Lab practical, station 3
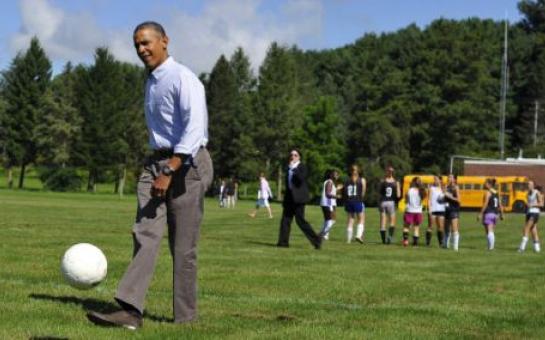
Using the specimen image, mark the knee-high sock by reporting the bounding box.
[380,229,386,244]
[347,226,353,243]
[519,236,528,251]
[453,232,460,251]
[487,232,495,250]
[321,220,335,236]
[387,226,395,243]
[356,224,365,238]
[437,231,444,247]
[534,241,541,252]
[425,230,432,246]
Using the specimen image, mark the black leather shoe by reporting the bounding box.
[87,310,143,330]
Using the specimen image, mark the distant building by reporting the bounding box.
[464,158,545,188]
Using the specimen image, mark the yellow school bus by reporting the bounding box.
[398,175,529,212]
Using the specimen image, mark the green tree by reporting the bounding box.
[2,37,52,188]
[255,43,302,196]
[74,48,128,191]
[206,55,239,179]
[228,48,260,181]
[294,96,345,198]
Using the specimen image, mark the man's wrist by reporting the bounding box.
[161,164,176,176]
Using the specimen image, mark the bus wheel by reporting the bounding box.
[513,200,526,213]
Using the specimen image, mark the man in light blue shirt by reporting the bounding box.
[88,21,213,330]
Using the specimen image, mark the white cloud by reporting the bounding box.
[10,0,323,73]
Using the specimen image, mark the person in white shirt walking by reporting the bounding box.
[518,180,542,253]
[87,21,213,329]
[248,172,273,218]
[318,169,339,240]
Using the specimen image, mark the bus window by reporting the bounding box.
[474,184,482,190]
[513,182,528,192]
[501,183,509,193]
[464,184,472,190]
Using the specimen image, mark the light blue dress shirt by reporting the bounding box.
[145,56,208,157]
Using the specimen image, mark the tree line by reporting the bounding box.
[0,1,544,203]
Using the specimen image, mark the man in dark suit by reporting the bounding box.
[277,149,322,249]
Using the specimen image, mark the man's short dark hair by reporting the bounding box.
[134,21,166,37]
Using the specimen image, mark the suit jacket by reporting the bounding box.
[284,163,310,204]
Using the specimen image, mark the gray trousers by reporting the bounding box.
[115,148,213,323]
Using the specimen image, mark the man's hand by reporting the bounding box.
[152,174,172,198]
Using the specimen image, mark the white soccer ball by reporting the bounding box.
[61,243,107,290]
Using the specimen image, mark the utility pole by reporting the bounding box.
[499,18,509,159]
[534,100,539,147]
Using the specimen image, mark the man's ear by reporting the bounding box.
[161,35,169,50]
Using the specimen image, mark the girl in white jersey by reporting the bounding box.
[319,169,339,240]
[518,180,542,253]
[402,177,426,246]
[426,176,446,246]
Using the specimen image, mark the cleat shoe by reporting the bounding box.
[355,237,364,244]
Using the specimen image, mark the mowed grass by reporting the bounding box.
[0,190,544,339]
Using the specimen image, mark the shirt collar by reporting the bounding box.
[289,161,300,170]
[149,56,173,81]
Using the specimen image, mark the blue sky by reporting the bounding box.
[0,0,522,74]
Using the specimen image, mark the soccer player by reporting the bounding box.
[477,178,503,250]
[427,176,446,246]
[444,174,461,251]
[318,169,339,240]
[342,165,367,243]
[248,172,273,218]
[378,166,400,244]
[402,177,426,246]
[518,180,542,253]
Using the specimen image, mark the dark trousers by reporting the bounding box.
[277,194,319,247]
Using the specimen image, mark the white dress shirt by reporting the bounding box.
[145,56,208,157]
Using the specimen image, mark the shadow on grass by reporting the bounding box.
[29,294,173,323]
[245,241,278,247]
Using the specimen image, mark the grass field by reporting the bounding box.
[1,189,544,339]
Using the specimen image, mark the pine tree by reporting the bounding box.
[74,48,127,191]
[2,37,52,188]
[206,55,238,179]
[255,43,302,187]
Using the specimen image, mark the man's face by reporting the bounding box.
[133,28,169,70]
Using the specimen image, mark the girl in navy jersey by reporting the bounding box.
[402,177,426,246]
[319,169,339,240]
[444,174,461,251]
[477,178,504,250]
[378,166,400,244]
[427,176,446,246]
[342,165,367,243]
[518,180,542,252]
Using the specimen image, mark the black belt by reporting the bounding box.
[152,146,205,159]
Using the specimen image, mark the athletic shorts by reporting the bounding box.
[482,213,498,226]
[445,209,459,220]
[431,211,445,217]
[322,206,336,220]
[345,201,364,214]
[526,213,540,223]
[256,199,269,208]
[404,212,423,226]
[379,201,396,215]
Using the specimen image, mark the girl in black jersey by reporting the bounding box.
[378,166,400,244]
[444,174,461,251]
[518,180,543,253]
[342,165,366,243]
[478,178,503,250]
